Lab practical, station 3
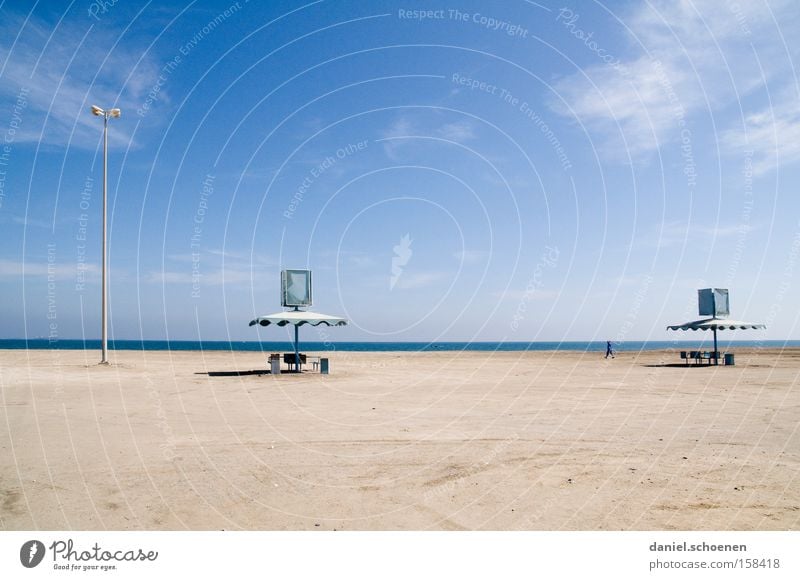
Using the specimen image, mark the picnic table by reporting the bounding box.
[268,353,327,373]
[679,351,724,365]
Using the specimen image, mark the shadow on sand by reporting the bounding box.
[642,363,717,368]
[197,370,268,377]
[196,370,306,376]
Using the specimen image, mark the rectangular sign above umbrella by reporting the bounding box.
[281,269,313,308]
[698,288,729,317]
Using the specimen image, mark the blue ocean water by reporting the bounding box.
[0,339,797,352]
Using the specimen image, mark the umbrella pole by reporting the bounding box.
[713,327,718,366]
[294,324,300,372]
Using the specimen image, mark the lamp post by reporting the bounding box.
[90,105,120,365]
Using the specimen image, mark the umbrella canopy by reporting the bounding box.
[249,310,347,327]
[666,317,765,365]
[249,310,347,371]
[666,318,766,331]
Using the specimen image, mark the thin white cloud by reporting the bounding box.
[551,0,800,166]
[491,288,557,301]
[0,258,98,278]
[348,254,374,268]
[552,56,691,158]
[453,250,489,263]
[380,117,415,161]
[146,264,276,286]
[393,271,447,290]
[154,246,278,287]
[0,13,160,148]
[722,97,800,175]
[11,215,53,228]
[381,116,477,160]
[383,117,414,139]
[166,250,274,265]
[651,219,752,248]
[437,121,475,142]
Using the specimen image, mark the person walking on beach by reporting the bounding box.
[605,340,615,359]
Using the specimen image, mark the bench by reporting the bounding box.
[683,351,720,365]
[283,353,307,372]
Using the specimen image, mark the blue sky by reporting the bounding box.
[1,0,799,342]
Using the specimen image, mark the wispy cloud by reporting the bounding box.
[380,117,415,161]
[348,254,374,268]
[550,0,800,167]
[157,249,276,286]
[551,56,692,159]
[380,116,477,161]
[0,258,98,278]
[437,121,475,142]
[207,249,274,264]
[453,250,489,263]
[0,13,160,148]
[145,266,274,286]
[393,271,447,290]
[11,215,53,229]
[650,219,752,249]
[491,288,557,301]
[166,250,274,264]
[722,97,800,175]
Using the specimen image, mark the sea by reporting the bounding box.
[1,339,797,352]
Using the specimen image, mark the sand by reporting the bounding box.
[1,347,798,530]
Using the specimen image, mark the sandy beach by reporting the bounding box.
[1,348,798,531]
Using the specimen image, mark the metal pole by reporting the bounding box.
[294,324,300,372]
[101,113,108,365]
[713,327,718,366]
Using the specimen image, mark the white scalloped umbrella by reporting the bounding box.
[666,318,765,364]
[249,310,347,369]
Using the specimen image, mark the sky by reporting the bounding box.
[1,0,799,343]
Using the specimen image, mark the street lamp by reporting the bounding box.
[90,105,120,365]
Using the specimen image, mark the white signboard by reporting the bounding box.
[698,288,729,317]
[281,269,312,307]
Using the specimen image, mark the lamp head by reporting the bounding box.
[90,105,104,116]
[109,108,121,118]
